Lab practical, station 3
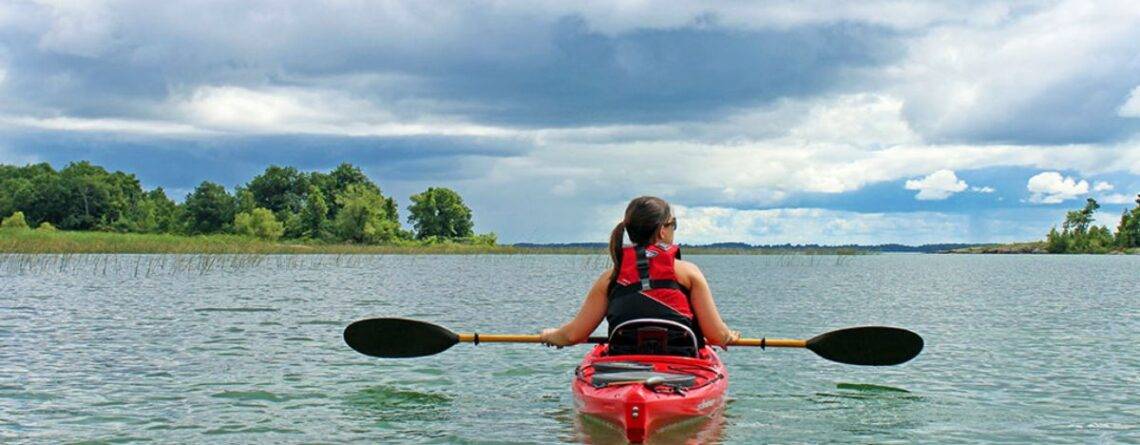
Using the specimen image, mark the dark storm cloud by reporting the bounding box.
[0,3,901,126]
[417,19,903,126]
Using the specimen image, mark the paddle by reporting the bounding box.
[344,318,922,366]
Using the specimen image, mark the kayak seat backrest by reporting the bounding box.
[590,370,697,389]
[607,318,699,358]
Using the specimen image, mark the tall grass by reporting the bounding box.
[0,229,536,254]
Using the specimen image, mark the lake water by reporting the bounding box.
[2,254,1138,444]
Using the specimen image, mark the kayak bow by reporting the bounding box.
[572,344,728,443]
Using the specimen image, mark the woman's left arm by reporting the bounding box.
[679,261,739,346]
[539,269,611,346]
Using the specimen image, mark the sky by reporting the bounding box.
[1,0,1139,244]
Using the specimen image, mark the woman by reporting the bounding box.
[539,196,740,350]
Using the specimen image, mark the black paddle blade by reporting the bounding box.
[344,318,459,358]
[806,326,923,366]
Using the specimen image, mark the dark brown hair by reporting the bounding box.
[608,196,672,290]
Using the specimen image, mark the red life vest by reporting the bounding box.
[606,243,705,353]
[612,243,692,317]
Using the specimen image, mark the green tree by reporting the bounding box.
[182,181,236,234]
[235,188,257,215]
[120,187,176,233]
[1045,227,1067,253]
[1116,194,1140,248]
[407,187,474,240]
[36,221,57,232]
[244,166,310,216]
[4,163,66,227]
[300,185,330,239]
[50,162,145,230]
[146,188,180,233]
[313,163,379,220]
[1,211,29,229]
[1062,198,1099,234]
[1058,198,1101,252]
[234,207,284,241]
[334,184,400,244]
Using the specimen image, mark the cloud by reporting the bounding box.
[892,0,1140,144]
[971,186,995,193]
[1120,85,1140,117]
[0,115,208,135]
[904,169,968,200]
[174,85,516,137]
[1026,171,1089,204]
[1093,181,1114,192]
[33,1,118,58]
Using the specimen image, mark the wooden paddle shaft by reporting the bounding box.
[458,333,541,343]
[732,338,807,348]
[456,333,806,348]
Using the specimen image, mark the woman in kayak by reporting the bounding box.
[539,196,740,350]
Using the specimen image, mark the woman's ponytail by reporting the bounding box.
[608,220,626,292]
[606,196,669,292]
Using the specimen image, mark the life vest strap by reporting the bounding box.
[613,280,681,294]
[634,245,651,290]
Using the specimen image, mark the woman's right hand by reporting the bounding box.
[715,329,741,350]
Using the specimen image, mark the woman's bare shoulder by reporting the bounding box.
[674,259,701,273]
[674,259,704,286]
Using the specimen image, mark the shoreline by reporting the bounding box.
[6,229,1135,255]
[944,242,1139,254]
[0,230,868,255]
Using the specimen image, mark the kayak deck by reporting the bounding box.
[571,345,728,443]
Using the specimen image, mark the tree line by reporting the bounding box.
[0,161,495,245]
[1045,195,1140,253]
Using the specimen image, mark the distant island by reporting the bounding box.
[948,195,1140,254]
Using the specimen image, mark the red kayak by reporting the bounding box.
[571,344,728,443]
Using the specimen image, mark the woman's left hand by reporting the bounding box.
[539,328,564,348]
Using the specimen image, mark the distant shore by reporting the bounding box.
[944,242,1139,254]
[0,230,868,255]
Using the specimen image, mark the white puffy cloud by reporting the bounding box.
[1120,86,1140,118]
[904,169,968,200]
[1027,172,1089,204]
[971,186,995,193]
[1093,181,1114,192]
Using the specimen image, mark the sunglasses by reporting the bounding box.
[664,219,678,230]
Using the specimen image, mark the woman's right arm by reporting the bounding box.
[539,269,611,347]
